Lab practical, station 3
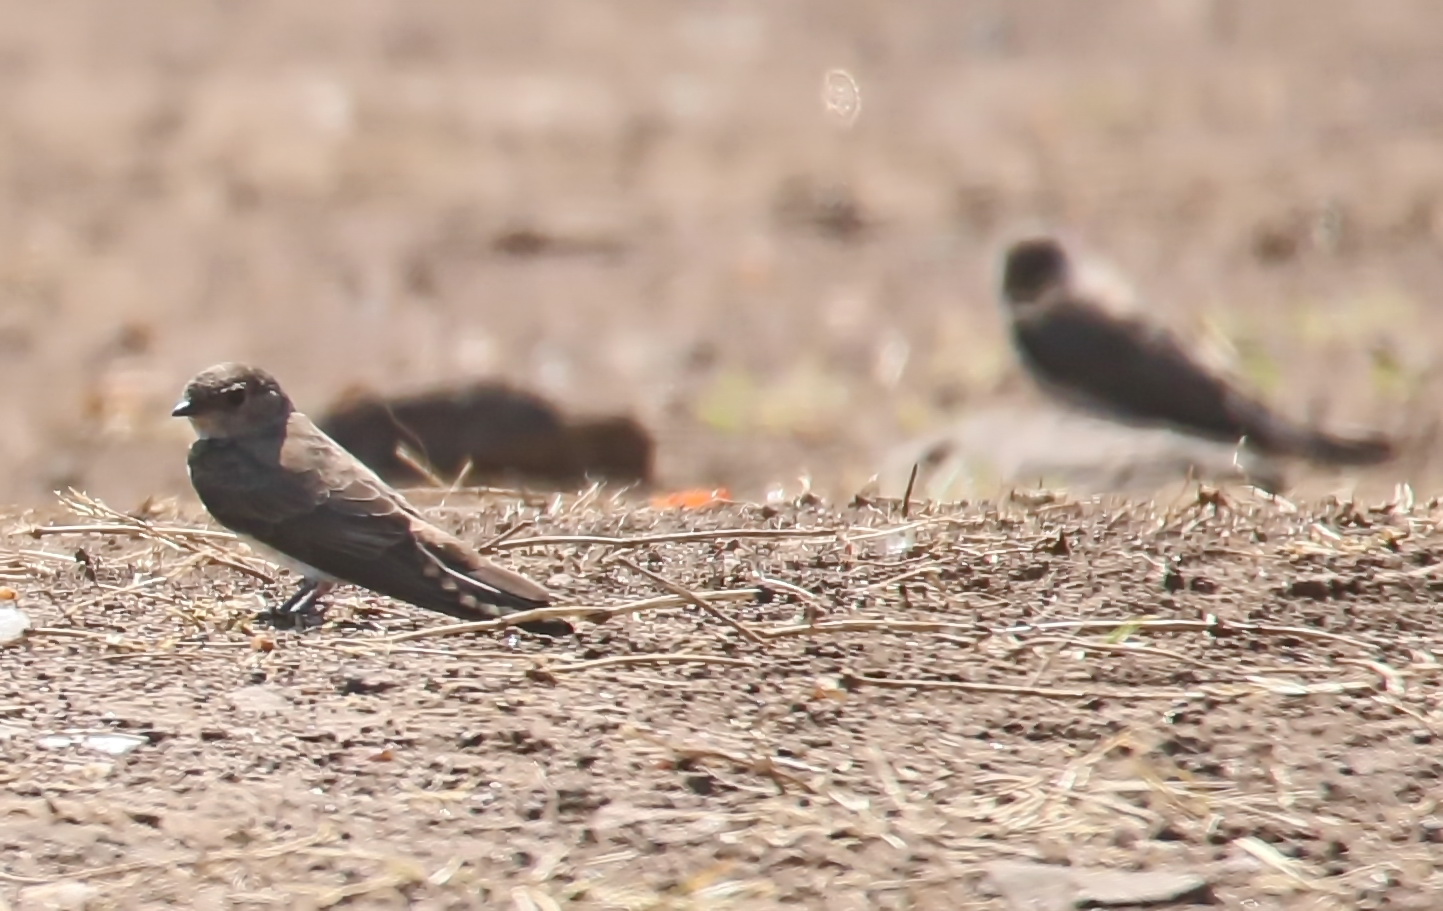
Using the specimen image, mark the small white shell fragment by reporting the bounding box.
[37,731,148,756]
[0,604,30,645]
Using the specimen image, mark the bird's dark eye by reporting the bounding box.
[220,387,247,408]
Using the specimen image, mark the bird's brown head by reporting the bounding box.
[1001,237,1072,308]
[171,362,294,439]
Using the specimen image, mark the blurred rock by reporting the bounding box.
[317,381,654,490]
[488,206,632,259]
[565,415,656,485]
[16,880,99,911]
[771,175,870,241]
[883,406,1286,499]
[983,860,1213,910]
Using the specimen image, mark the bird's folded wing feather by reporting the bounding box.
[193,424,550,615]
[190,434,413,566]
[409,531,553,605]
[1015,302,1260,440]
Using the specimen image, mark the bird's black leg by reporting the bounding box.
[276,579,321,614]
[267,579,329,627]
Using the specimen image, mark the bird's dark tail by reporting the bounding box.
[409,540,574,638]
[1247,415,1397,467]
[1225,392,1397,468]
[1294,430,1396,467]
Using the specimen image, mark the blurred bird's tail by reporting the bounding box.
[1228,394,1397,468]
[1250,418,1397,467]
[1295,430,1396,467]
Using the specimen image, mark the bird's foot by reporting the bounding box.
[262,580,331,630]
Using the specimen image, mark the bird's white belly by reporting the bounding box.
[239,535,340,583]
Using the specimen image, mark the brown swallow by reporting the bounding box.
[998,237,1395,467]
[171,362,569,635]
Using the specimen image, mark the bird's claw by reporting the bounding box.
[263,580,328,629]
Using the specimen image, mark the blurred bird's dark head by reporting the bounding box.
[1000,237,1072,308]
[172,362,295,440]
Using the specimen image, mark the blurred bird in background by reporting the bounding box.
[997,236,1396,468]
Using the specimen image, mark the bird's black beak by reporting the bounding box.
[171,399,197,418]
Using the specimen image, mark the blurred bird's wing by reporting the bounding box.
[1011,300,1260,443]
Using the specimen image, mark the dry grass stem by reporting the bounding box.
[491,527,846,551]
[43,490,273,582]
[756,618,982,641]
[32,829,336,884]
[751,573,825,606]
[994,616,1382,653]
[842,670,1189,701]
[543,653,756,674]
[613,556,768,646]
[372,588,763,643]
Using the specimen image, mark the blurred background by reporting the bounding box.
[0,0,1439,506]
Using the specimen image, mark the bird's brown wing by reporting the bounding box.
[1011,299,1275,445]
[190,423,552,621]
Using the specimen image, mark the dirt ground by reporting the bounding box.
[4,489,1443,909]
[5,1,1443,908]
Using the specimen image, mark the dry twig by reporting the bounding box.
[370,589,763,644]
[491,527,844,551]
[842,670,1188,701]
[613,557,767,646]
[42,491,272,582]
[544,653,755,674]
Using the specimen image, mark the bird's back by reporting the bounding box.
[1011,300,1253,443]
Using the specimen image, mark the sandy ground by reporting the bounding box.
[5,489,1443,909]
[4,2,1443,908]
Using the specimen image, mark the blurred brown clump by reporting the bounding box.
[316,381,654,490]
